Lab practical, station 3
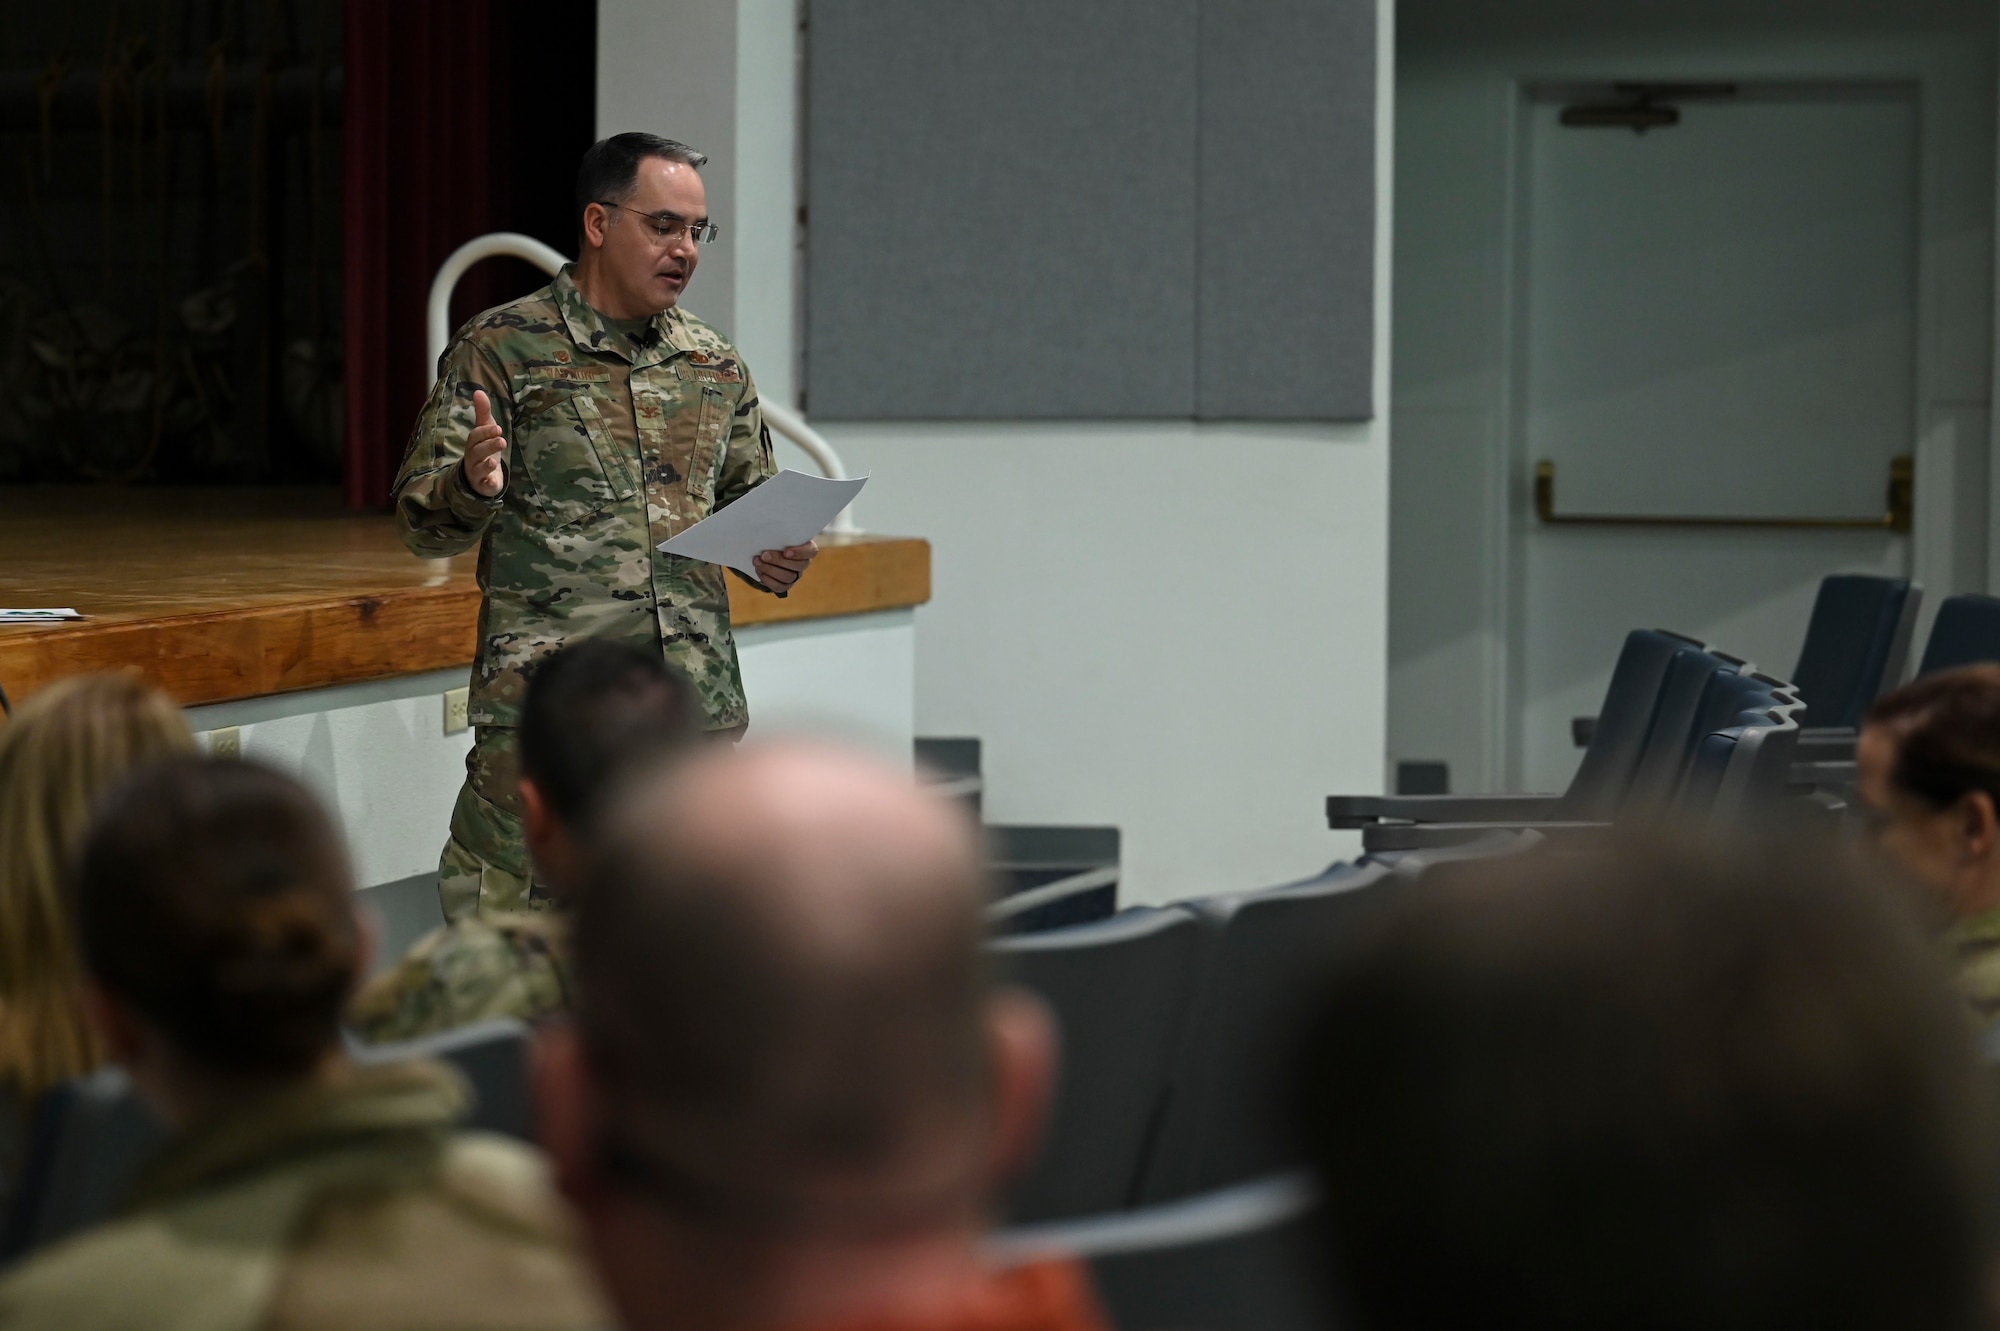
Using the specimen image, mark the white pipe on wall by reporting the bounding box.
[426,233,857,533]
[425,233,569,381]
[761,400,858,533]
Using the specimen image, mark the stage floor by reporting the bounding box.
[0,488,928,707]
[1,488,473,622]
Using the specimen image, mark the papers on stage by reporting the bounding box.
[659,470,868,578]
[0,608,83,623]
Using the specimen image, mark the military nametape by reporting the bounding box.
[658,470,869,578]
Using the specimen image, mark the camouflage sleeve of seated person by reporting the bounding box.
[349,913,573,1044]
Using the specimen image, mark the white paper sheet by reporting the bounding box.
[0,608,83,623]
[658,470,868,578]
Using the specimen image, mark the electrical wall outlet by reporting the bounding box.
[444,687,470,735]
[206,726,241,759]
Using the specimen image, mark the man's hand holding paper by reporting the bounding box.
[659,470,868,588]
[753,543,819,592]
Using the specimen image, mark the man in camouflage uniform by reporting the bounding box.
[351,639,699,1043]
[394,133,816,920]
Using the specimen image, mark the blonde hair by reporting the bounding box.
[0,675,195,1100]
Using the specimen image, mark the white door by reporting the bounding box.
[1517,87,1916,792]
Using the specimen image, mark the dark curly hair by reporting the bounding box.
[1868,663,2000,810]
[75,757,360,1077]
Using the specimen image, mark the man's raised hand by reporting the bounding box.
[462,389,508,497]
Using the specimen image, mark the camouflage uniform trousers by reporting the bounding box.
[438,726,545,921]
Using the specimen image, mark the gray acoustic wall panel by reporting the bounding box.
[805,1,1198,419]
[1198,0,1376,420]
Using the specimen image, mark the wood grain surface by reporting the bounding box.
[0,488,929,707]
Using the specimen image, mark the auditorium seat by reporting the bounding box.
[1138,866,1397,1203]
[1918,594,2000,676]
[991,908,1209,1222]
[1625,663,1785,809]
[1791,592,1998,797]
[1672,679,1807,825]
[1784,575,1918,768]
[1790,574,1918,732]
[0,1020,539,1265]
[1356,645,1751,854]
[1360,662,1797,853]
[983,823,1122,935]
[1328,628,1706,832]
[0,1068,167,1264]
[990,1173,1325,1331]
[1602,646,1746,814]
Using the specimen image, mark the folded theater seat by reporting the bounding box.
[1329,629,1747,849]
[1784,574,1919,767]
[1794,591,2000,796]
[1332,635,1803,854]
[1915,592,2000,676]
[1363,673,1802,854]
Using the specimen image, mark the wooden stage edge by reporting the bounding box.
[0,488,929,709]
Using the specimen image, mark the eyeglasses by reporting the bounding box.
[596,202,720,245]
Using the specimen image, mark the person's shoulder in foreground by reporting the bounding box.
[1293,830,1995,1331]
[0,755,607,1331]
[539,739,1112,1331]
[348,910,571,1045]
[0,1061,601,1331]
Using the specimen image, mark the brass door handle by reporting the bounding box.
[1534,456,1912,532]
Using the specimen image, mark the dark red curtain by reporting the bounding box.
[342,1,503,510]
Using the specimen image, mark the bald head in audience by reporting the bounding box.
[536,742,1059,1331]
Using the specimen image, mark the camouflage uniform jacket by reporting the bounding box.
[348,912,572,1045]
[0,1059,606,1331]
[393,265,778,730]
[1946,906,2000,1023]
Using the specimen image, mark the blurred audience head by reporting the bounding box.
[518,638,702,893]
[75,756,363,1125]
[0,673,194,1101]
[1294,835,1994,1331]
[539,741,1051,1331]
[1860,664,2000,917]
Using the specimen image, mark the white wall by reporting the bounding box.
[595,0,808,377]
[184,613,915,892]
[186,672,476,893]
[1392,0,1996,792]
[638,0,1396,903]
[732,0,802,405]
[738,610,915,762]
[819,421,1389,901]
[597,0,742,336]
[601,0,1395,903]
